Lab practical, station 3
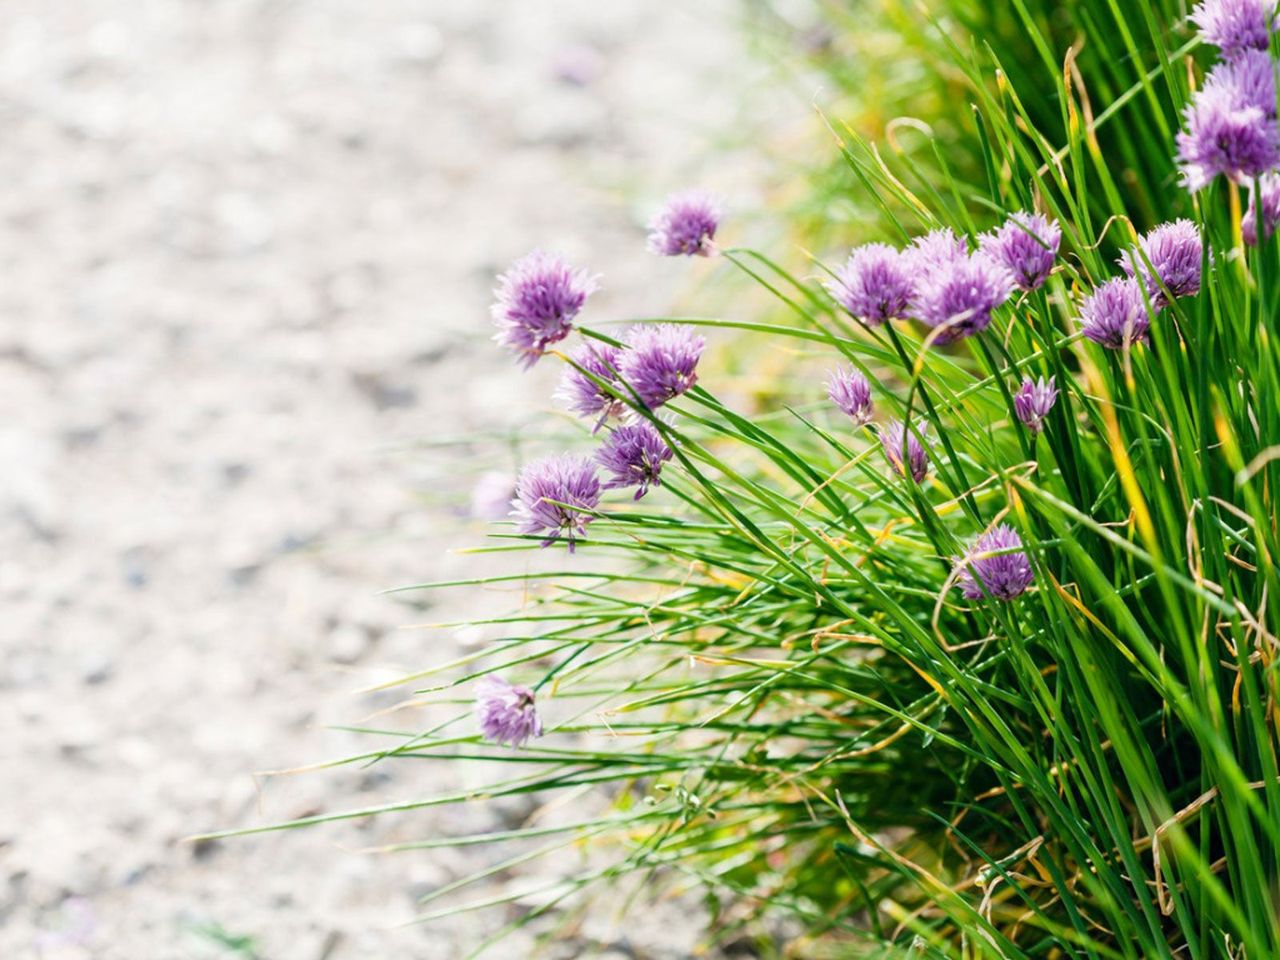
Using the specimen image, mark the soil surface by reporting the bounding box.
[1,2,784,957]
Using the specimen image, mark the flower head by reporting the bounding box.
[1204,49,1278,118]
[956,524,1034,601]
[618,324,705,410]
[1079,277,1154,349]
[491,251,598,367]
[1177,85,1280,191]
[556,342,625,430]
[647,190,721,257]
[1119,219,1204,304]
[880,420,931,483]
[911,254,1014,343]
[596,421,673,499]
[1191,0,1276,55]
[1014,376,1059,434]
[476,676,543,747]
[1244,171,1280,243]
[511,454,601,551]
[827,366,874,426]
[979,212,1061,291]
[825,243,915,324]
[904,228,969,273]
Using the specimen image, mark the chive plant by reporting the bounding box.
[204,2,1280,956]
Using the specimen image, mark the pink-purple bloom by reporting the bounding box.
[1177,84,1280,191]
[492,251,599,368]
[979,212,1061,291]
[825,243,916,324]
[511,454,602,551]
[596,421,673,499]
[904,228,969,272]
[1014,376,1059,435]
[618,324,705,410]
[1080,277,1153,349]
[880,420,930,483]
[1204,50,1278,118]
[557,342,625,430]
[827,366,874,426]
[476,675,543,747]
[1118,219,1204,305]
[956,524,1034,601]
[1244,172,1280,243]
[1191,0,1276,55]
[911,254,1014,343]
[647,190,721,257]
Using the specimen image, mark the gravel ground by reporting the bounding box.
[0,2,781,957]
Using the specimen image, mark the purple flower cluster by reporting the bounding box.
[956,525,1035,601]
[912,254,1015,343]
[979,212,1061,292]
[826,243,916,324]
[511,454,602,551]
[480,180,1066,744]
[1179,5,1280,190]
[1075,219,1205,350]
[1080,277,1153,349]
[1204,49,1278,117]
[825,215,1054,346]
[827,366,874,426]
[557,343,625,430]
[556,327,705,434]
[1014,376,1059,435]
[880,420,931,483]
[906,228,969,271]
[1191,0,1276,55]
[492,251,599,368]
[1177,89,1280,190]
[619,324,706,410]
[596,421,673,499]
[648,190,721,257]
[476,675,543,747]
[1118,219,1204,305]
[490,240,706,552]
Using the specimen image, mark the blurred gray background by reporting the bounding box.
[0,1,789,957]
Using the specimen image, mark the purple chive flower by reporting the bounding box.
[911,254,1014,343]
[511,454,601,551]
[596,421,673,499]
[827,366,874,426]
[476,675,543,747]
[618,324,705,410]
[647,190,721,257]
[880,420,931,483]
[1191,0,1276,55]
[556,342,625,430]
[956,524,1034,601]
[491,251,599,368]
[825,243,916,324]
[1245,172,1280,243]
[1119,219,1204,305]
[979,212,1062,291]
[1079,277,1154,349]
[1204,50,1278,118]
[904,228,970,273]
[1177,85,1280,191]
[1014,376,1059,434]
